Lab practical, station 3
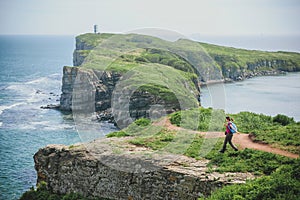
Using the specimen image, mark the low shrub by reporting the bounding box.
[106,131,130,138]
[201,160,300,200]
[134,118,151,126]
[273,114,295,126]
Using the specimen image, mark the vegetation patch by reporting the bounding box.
[76,33,300,80]
[134,118,151,126]
[200,160,300,200]
[200,42,300,74]
[106,130,130,138]
[129,128,176,150]
[170,107,225,131]
[170,108,300,154]
[230,112,300,154]
[204,141,295,175]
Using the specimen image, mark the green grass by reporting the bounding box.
[200,42,300,73]
[230,112,300,154]
[204,141,295,175]
[129,128,176,150]
[106,118,151,138]
[106,108,299,174]
[200,160,300,200]
[107,111,296,176]
[170,108,300,154]
[170,107,225,131]
[75,33,300,81]
[106,130,130,138]
[76,33,115,49]
[181,134,295,175]
[251,123,300,154]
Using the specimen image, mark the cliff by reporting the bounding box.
[60,33,300,125]
[200,43,300,81]
[34,138,254,199]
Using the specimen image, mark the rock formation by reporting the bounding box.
[34,138,255,199]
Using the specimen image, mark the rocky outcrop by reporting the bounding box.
[60,66,193,127]
[34,138,255,199]
[60,66,122,112]
[220,59,288,81]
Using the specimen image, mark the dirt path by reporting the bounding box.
[155,118,299,159]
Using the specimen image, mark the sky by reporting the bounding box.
[0,0,299,36]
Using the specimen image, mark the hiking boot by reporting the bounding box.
[219,150,225,153]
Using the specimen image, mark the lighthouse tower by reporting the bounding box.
[94,25,98,34]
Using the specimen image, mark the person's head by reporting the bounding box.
[225,116,231,122]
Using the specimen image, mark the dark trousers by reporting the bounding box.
[221,132,238,152]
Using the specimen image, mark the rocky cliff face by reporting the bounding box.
[60,66,122,112]
[34,139,254,199]
[60,65,191,127]
[73,36,95,66]
[221,59,288,81]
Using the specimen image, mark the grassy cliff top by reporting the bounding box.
[76,33,300,73]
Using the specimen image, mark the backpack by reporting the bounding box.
[228,122,238,133]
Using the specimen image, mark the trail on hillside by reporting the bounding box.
[154,118,299,159]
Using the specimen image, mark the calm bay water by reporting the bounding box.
[0,35,299,199]
[200,72,300,121]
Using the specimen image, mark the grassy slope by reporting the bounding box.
[107,111,299,199]
[75,33,300,75]
[169,108,300,154]
[200,42,300,71]
[107,112,299,175]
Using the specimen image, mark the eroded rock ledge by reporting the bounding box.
[34,138,254,199]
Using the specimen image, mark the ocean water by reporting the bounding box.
[0,36,117,200]
[200,72,300,121]
[0,35,299,199]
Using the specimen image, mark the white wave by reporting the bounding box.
[17,120,75,131]
[0,122,2,127]
[48,73,62,80]
[5,74,62,105]
[17,124,37,130]
[25,77,52,85]
[30,121,50,126]
[43,124,75,131]
[0,102,25,115]
[6,84,36,95]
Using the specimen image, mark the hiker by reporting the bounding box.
[219,116,239,153]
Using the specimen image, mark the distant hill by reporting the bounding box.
[74,33,300,82]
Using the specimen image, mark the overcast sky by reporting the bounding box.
[0,0,299,36]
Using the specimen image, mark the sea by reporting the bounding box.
[0,35,299,199]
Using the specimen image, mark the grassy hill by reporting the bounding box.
[74,33,300,81]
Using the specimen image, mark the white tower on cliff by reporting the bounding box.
[94,25,98,34]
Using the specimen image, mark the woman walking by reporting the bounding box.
[219,116,239,153]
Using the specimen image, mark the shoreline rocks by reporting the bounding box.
[40,104,60,109]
